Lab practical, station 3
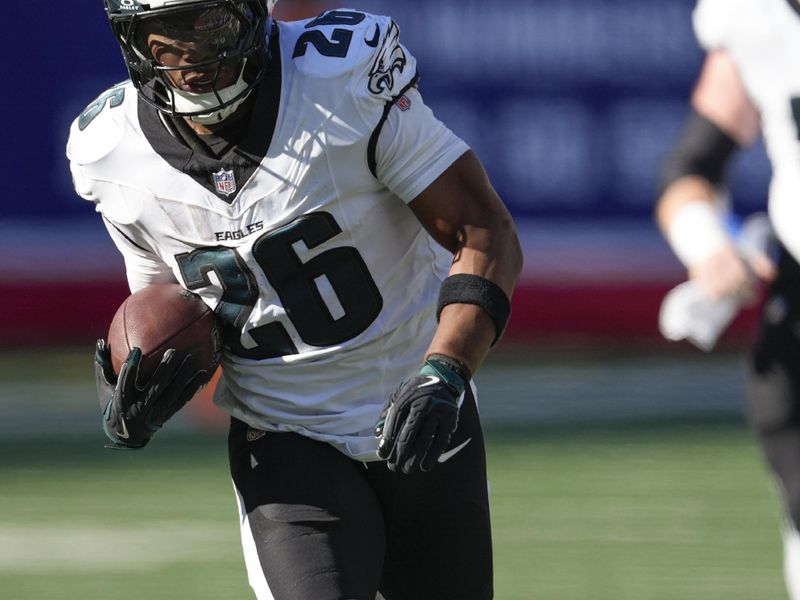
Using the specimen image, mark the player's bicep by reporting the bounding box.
[102,219,175,293]
[408,151,515,261]
[692,51,760,146]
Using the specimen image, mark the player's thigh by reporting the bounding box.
[747,252,800,525]
[369,386,493,600]
[228,419,385,600]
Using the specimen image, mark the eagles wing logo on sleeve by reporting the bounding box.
[367,22,407,96]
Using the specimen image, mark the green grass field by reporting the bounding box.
[0,347,790,599]
[0,426,787,600]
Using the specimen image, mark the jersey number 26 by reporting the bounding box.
[176,212,383,360]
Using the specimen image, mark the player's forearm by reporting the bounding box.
[426,304,495,375]
[426,234,523,374]
[408,148,523,372]
[656,175,718,238]
[658,178,735,272]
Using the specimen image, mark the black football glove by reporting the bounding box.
[94,339,209,450]
[375,354,471,474]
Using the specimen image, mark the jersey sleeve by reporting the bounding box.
[374,87,469,203]
[342,13,468,200]
[693,0,755,51]
[329,13,421,132]
[693,0,729,50]
[67,82,174,292]
[69,163,170,294]
[287,11,419,103]
[102,218,176,293]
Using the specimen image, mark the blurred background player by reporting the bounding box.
[656,0,800,595]
[67,0,521,598]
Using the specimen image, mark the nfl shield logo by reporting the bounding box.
[212,168,237,196]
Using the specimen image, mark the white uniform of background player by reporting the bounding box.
[695,0,800,258]
[658,1,800,596]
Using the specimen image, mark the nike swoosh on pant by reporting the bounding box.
[438,437,472,463]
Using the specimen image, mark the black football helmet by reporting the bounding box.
[104,0,276,123]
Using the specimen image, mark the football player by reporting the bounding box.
[67,1,523,599]
[656,0,800,596]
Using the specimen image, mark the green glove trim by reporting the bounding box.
[419,354,471,396]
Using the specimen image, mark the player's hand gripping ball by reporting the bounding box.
[375,354,470,474]
[95,283,221,450]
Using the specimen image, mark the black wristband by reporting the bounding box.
[436,274,511,346]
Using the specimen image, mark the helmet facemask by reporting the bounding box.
[107,0,272,124]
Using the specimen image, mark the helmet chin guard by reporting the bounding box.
[169,65,252,124]
[104,0,276,122]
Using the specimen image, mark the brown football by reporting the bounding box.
[107,283,221,386]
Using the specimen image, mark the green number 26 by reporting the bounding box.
[177,212,383,360]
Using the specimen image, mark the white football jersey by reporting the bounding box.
[694,0,800,262]
[67,11,469,460]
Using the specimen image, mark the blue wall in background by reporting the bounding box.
[6,3,128,220]
[6,0,771,222]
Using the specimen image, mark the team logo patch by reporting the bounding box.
[212,168,237,196]
[247,428,267,442]
[396,95,411,111]
[368,21,407,95]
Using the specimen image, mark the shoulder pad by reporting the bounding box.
[693,0,758,51]
[66,81,133,166]
[280,11,417,101]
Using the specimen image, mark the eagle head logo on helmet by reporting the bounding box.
[104,0,277,124]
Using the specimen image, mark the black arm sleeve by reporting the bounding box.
[658,109,739,195]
